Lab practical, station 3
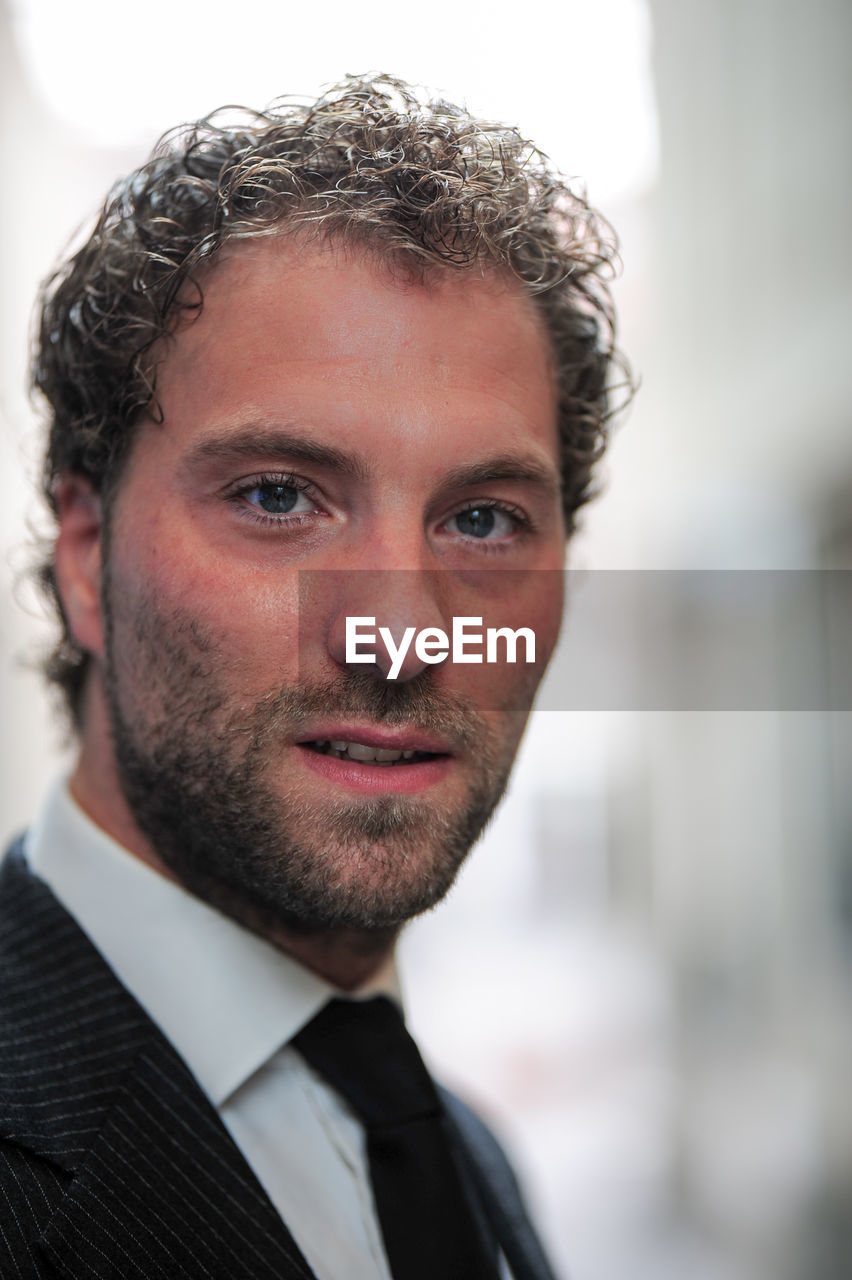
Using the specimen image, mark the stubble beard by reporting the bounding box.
[102,588,527,939]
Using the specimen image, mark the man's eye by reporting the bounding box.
[449,504,518,540]
[247,482,307,515]
[229,475,321,521]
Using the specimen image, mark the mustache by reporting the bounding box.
[242,669,488,753]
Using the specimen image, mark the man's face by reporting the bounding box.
[96,238,565,936]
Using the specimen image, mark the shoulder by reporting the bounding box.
[440,1085,526,1196]
[439,1085,562,1280]
[0,840,73,1271]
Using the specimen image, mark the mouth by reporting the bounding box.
[301,740,444,767]
[294,728,455,794]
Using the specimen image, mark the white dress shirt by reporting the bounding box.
[25,780,398,1280]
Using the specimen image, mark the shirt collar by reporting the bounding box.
[25,779,401,1107]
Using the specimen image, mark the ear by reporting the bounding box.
[53,475,105,660]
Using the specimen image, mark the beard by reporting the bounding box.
[102,588,525,938]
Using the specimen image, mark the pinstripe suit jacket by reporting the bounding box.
[0,840,559,1280]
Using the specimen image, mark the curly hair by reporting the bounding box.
[33,73,631,724]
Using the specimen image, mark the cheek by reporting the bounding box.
[528,579,565,666]
[486,572,565,667]
[440,576,564,715]
[184,574,304,693]
[109,533,304,696]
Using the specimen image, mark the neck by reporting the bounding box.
[168,876,400,990]
[267,925,399,991]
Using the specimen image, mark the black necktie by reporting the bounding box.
[292,995,499,1280]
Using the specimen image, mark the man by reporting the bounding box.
[0,75,624,1278]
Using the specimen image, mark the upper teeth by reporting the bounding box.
[320,740,417,763]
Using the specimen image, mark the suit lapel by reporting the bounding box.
[0,842,316,1280]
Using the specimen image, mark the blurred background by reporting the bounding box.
[2,1,851,1276]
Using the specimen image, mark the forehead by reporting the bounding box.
[149,235,559,467]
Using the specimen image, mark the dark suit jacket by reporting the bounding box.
[0,839,559,1279]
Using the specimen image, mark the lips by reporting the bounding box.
[297,724,452,759]
[295,725,454,791]
[305,740,436,766]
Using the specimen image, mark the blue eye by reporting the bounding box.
[455,506,495,538]
[249,483,301,515]
[450,504,517,540]
[231,474,320,522]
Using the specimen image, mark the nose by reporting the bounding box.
[325,568,451,682]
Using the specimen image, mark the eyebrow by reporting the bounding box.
[440,455,562,499]
[185,428,370,482]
